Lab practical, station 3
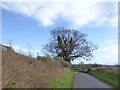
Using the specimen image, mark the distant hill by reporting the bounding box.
[2,46,71,88]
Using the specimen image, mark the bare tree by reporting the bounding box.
[7,40,13,48]
[44,27,97,63]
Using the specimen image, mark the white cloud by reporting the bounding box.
[100,44,118,56]
[71,39,118,65]
[2,43,44,57]
[12,44,44,57]
[1,0,119,2]
[109,15,118,27]
[12,44,28,54]
[1,1,118,28]
[93,40,118,65]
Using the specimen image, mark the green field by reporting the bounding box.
[50,70,74,89]
[88,71,119,88]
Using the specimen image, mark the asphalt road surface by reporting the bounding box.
[73,72,114,88]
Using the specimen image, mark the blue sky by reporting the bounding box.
[1,0,118,65]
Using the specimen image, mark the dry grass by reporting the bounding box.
[95,67,119,75]
[2,50,70,88]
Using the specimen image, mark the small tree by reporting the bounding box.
[27,43,32,57]
[44,27,97,63]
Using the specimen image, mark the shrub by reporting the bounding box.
[58,60,71,68]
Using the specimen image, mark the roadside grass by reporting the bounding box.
[50,70,74,89]
[88,71,119,88]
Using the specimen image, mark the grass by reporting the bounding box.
[50,70,74,89]
[88,71,119,88]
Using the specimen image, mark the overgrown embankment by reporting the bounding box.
[2,50,71,88]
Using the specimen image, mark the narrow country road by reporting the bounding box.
[73,72,114,88]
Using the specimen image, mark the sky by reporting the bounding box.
[1,0,118,65]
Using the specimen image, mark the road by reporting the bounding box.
[73,72,114,88]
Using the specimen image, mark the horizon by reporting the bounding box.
[1,1,118,65]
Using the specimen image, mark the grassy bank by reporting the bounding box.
[88,71,119,88]
[50,70,74,88]
[3,50,72,88]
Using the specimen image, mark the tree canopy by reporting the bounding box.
[44,27,97,63]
